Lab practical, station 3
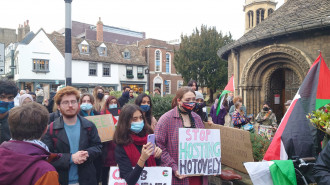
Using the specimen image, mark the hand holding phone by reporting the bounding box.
[147,134,155,155]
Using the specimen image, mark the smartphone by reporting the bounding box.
[147,134,155,155]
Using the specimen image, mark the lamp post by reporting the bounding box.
[64,0,72,86]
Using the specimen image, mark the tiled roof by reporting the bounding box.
[218,0,330,59]
[138,38,180,51]
[47,32,147,66]
[85,29,144,45]
[19,31,35,44]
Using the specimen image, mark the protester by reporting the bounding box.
[0,102,60,185]
[284,100,292,111]
[122,86,131,92]
[155,87,207,185]
[0,80,18,144]
[210,94,229,125]
[19,90,26,96]
[35,86,44,104]
[93,86,106,112]
[44,91,56,113]
[14,92,20,107]
[42,86,102,185]
[232,102,248,129]
[18,94,34,106]
[49,105,61,124]
[193,91,208,122]
[227,92,234,109]
[153,87,161,96]
[129,89,135,99]
[104,90,110,101]
[114,104,162,185]
[255,103,277,127]
[313,142,330,184]
[79,93,100,117]
[229,96,247,117]
[135,93,157,130]
[100,96,121,185]
[28,92,37,102]
[118,91,130,107]
[187,80,198,91]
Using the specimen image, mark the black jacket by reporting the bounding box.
[313,141,330,184]
[49,110,61,124]
[0,114,10,145]
[42,114,102,185]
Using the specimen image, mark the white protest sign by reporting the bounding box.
[178,128,221,176]
[108,166,172,185]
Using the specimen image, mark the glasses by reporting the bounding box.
[61,100,78,106]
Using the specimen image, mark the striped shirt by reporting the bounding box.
[155,107,205,185]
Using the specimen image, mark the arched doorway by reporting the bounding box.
[239,44,312,120]
[266,68,301,122]
[153,76,163,97]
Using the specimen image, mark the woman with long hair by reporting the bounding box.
[134,93,157,130]
[79,93,100,117]
[114,104,162,185]
[93,86,106,112]
[155,87,207,185]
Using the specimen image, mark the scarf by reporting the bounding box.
[123,134,156,167]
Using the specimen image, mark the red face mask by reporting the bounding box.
[181,102,196,112]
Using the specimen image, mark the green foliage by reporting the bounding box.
[151,95,174,120]
[174,25,233,92]
[109,91,123,99]
[250,132,271,161]
[307,104,330,134]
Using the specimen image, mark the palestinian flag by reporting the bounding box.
[216,75,234,116]
[263,54,330,161]
[244,160,297,185]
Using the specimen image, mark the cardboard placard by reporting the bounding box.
[108,166,172,185]
[204,124,254,173]
[178,128,221,176]
[258,125,273,140]
[85,114,115,142]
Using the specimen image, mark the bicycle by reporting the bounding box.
[291,156,316,185]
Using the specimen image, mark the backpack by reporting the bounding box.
[49,121,92,152]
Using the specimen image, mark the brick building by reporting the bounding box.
[138,39,183,96]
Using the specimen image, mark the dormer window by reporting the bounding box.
[79,40,89,54]
[124,49,130,59]
[98,43,107,56]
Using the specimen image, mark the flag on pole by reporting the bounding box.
[263,53,330,161]
[216,75,234,116]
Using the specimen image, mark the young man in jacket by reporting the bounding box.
[42,86,102,185]
[0,102,60,185]
[0,79,19,144]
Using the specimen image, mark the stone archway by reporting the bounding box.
[239,44,312,118]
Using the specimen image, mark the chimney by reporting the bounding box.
[17,24,23,42]
[24,20,30,36]
[96,17,103,42]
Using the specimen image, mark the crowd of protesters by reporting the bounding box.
[0,78,301,185]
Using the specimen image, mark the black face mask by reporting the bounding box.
[194,102,206,111]
[97,93,104,99]
[263,107,269,111]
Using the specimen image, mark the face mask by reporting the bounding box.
[181,102,195,113]
[130,121,144,134]
[104,95,109,100]
[109,104,117,109]
[97,93,104,99]
[0,101,14,114]
[80,103,93,111]
[140,105,150,112]
[194,102,206,111]
[263,107,269,111]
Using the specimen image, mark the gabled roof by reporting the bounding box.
[218,0,330,59]
[19,31,35,44]
[47,32,147,66]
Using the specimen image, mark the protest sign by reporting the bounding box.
[258,125,273,140]
[85,114,115,142]
[108,166,172,185]
[204,124,254,173]
[178,128,221,176]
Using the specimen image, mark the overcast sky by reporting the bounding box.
[1,0,284,41]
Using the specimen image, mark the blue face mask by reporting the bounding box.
[140,105,150,112]
[80,103,93,111]
[109,104,117,109]
[0,101,14,114]
[130,121,144,134]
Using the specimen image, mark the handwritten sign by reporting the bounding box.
[178,128,221,176]
[108,167,172,185]
[258,125,273,140]
[85,114,115,142]
[204,124,254,173]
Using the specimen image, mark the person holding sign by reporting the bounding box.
[114,104,162,185]
[79,93,100,117]
[155,87,208,185]
[232,102,249,129]
[135,93,157,131]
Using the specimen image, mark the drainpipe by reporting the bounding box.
[10,50,15,78]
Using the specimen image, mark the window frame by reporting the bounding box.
[124,51,130,59]
[32,59,50,73]
[126,65,134,78]
[102,63,111,77]
[155,49,162,72]
[166,52,171,74]
[98,47,107,56]
[89,62,97,76]
[177,80,183,90]
[165,80,171,94]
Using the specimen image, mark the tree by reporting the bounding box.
[174,25,233,102]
